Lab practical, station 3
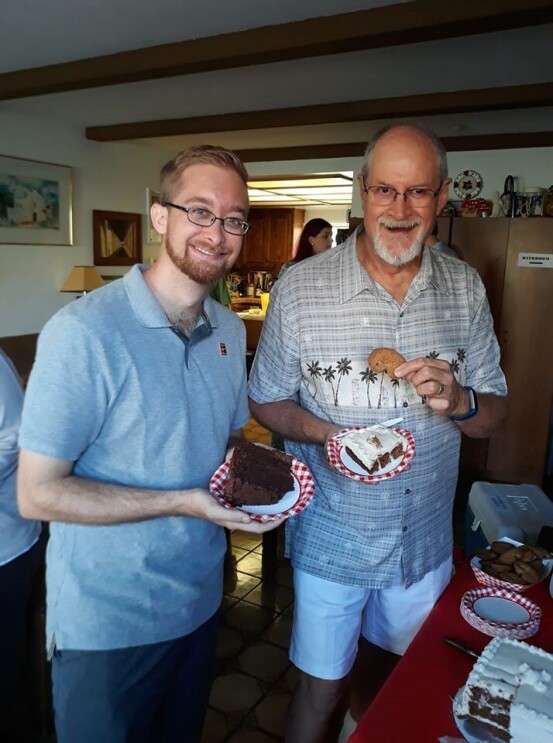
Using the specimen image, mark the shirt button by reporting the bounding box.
[399,312,404,318]
[402,402,408,408]
[405,489,411,495]
[402,525,408,532]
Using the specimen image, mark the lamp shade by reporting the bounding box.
[61,265,105,293]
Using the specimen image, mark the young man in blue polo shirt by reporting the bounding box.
[18,145,281,743]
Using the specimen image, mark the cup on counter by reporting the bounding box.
[260,292,270,314]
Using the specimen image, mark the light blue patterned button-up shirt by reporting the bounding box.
[248,229,506,588]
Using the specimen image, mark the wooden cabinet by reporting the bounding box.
[444,217,510,336]
[236,208,305,272]
[482,219,553,486]
[447,217,553,488]
[349,216,553,489]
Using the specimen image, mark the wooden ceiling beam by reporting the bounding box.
[234,132,553,163]
[85,82,553,141]
[1,0,552,100]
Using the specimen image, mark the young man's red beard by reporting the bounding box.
[165,234,234,285]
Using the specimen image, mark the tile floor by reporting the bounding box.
[202,419,295,742]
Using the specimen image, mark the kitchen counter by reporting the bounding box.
[235,311,265,350]
[230,296,261,311]
[236,309,265,321]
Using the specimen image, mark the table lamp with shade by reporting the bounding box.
[60,265,105,298]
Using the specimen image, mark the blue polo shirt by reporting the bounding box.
[19,265,249,651]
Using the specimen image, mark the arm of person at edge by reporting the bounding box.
[17,429,280,533]
[394,357,506,438]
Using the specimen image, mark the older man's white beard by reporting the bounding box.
[373,219,425,267]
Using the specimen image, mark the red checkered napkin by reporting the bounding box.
[460,587,541,639]
[209,448,315,522]
[326,426,415,483]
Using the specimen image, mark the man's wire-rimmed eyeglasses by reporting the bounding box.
[362,183,443,207]
[163,202,251,236]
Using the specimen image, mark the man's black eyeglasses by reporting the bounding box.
[163,202,251,236]
[362,183,442,207]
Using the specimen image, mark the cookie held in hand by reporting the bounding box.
[368,348,406,380]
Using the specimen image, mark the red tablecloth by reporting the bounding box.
[350,556,553,743]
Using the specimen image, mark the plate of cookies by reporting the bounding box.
[471,538,553,593]
[209,439,315,522]
[327,424,415,483]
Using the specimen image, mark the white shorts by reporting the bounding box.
[290,557,452,680]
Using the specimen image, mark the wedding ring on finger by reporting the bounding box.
[437,383,444,396]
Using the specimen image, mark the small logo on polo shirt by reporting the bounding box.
[219,342,227,356]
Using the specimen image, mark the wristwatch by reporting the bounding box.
[449,386,478,421]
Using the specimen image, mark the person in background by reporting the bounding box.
[209,274,231,306]
[248,123,507,743]
[273,217,334,452]
[427,221,459,259]
[0,348,42,742]
[17,144,281,743]
[278,217,333,277]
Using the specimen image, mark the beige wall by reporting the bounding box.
[1,106,552,337]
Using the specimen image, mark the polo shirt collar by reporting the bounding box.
[123,264,219,331]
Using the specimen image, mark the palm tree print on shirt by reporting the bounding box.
[303,348,467,407]
[360,367,378,407]
[391,377,400,407]
[334,358,352,405]
[376,367,390,407]
[306,360,322,396]
[323,366,337,405]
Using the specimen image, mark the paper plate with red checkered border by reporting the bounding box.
[326,427,415,483]
[209,446,315,522]
[460,587,541,639]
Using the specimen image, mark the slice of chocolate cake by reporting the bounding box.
[224,439,294,506]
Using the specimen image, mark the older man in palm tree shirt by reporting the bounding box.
[248,124,507,742]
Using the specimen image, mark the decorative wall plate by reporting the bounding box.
[453,170,483,199]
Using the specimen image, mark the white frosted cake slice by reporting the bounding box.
[454,637,553,743]
[342,425,406,474]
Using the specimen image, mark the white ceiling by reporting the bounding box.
[0,0,390,72]
[1,0,552,204]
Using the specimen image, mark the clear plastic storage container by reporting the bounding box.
[464,482,553,553]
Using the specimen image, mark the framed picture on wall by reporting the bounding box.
[93,210,142,266]
[145,187,162,244]
[0,153,73,245]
